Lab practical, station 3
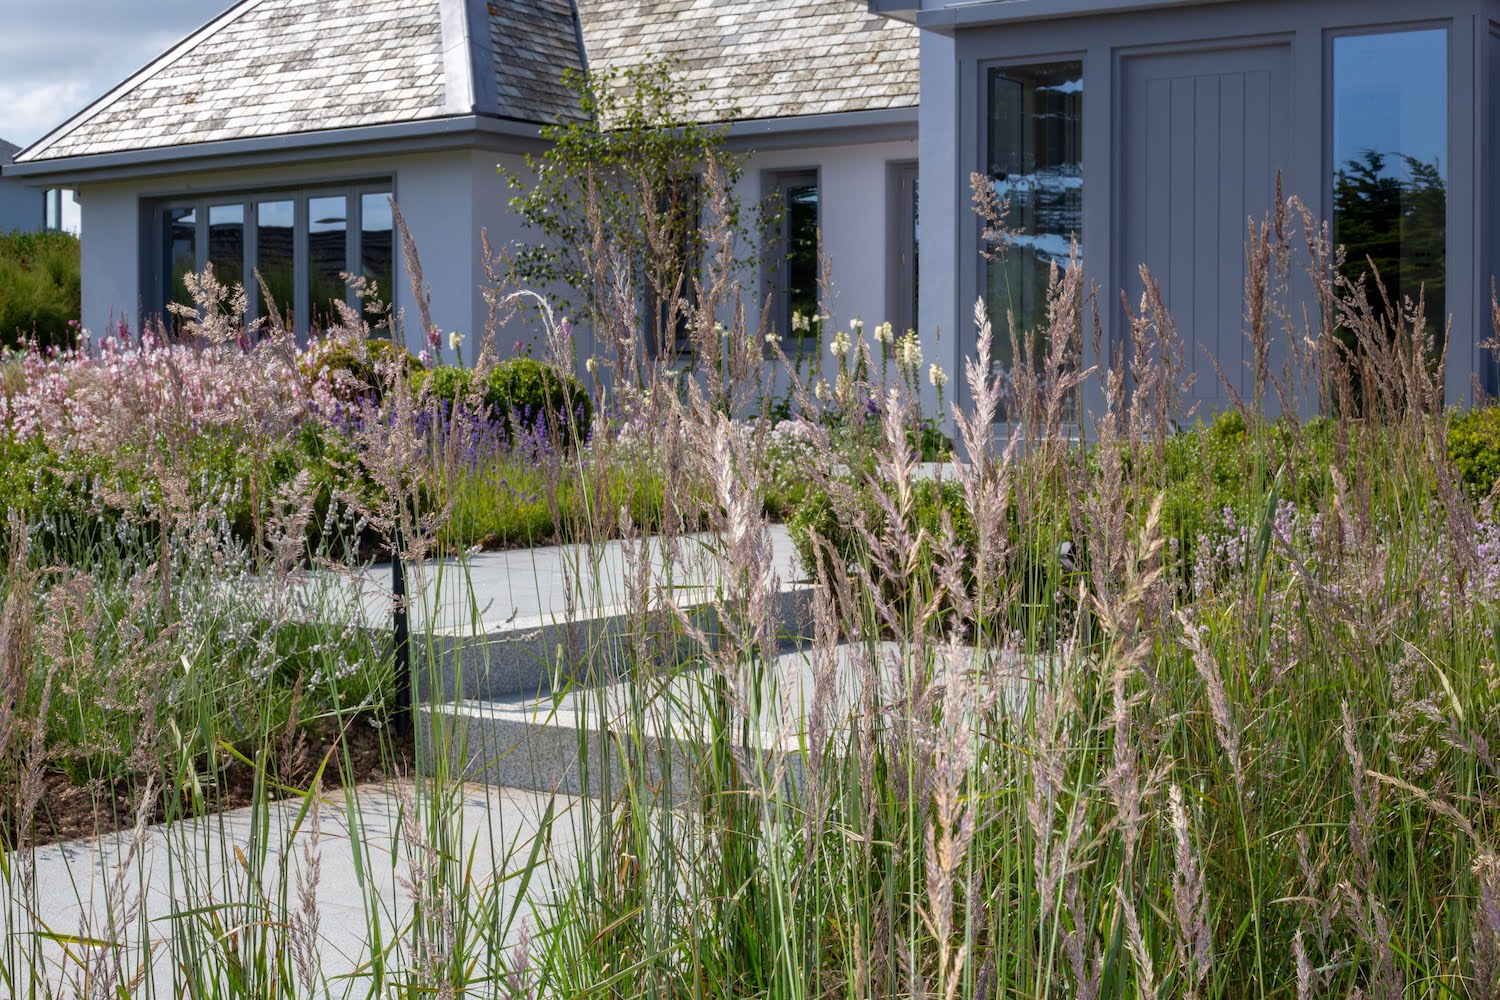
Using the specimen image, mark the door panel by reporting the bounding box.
[1120,44,1292,415]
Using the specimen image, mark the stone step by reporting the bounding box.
[411,582,817,703]
[418,638,1036,795]
[418,640,839,796]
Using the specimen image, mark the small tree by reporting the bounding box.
[503,61,759,384]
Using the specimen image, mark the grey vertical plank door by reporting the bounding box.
[1119,44,1293,418]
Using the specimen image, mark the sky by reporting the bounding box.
[0,0,227,148]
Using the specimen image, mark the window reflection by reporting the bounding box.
[360,192,394,320]
[985,61,1083,418]
[1332,29,1447,348]
[256,200,295,327]
[784,176,820,345]
[308,195,349,333]
[166,207,198,318]
[208,203,245,316]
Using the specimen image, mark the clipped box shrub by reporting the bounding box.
[418,358,592,449]
[303,336,422,401]
[1448,406,1500,498]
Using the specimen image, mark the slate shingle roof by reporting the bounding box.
[491,0,589,124]
[18,0,917,163]
[25,0,448,161]
[0,140,19,165]
[577,0,919,122]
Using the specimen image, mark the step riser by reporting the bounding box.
[412,585,816,702]
[421,701,808,799]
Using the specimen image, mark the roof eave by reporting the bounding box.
[866,0,920,23]
[0,115,550,186]
[916,0,1239,30]
[722,105,919,151]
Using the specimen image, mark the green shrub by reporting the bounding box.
[1448,406,1500,498]
[418,358,592,449]
[480,358,592,448]
[412,363,473,406]
[304,336,421,400]
[0,230,81,349]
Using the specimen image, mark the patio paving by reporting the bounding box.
[344,524,805,633]
[2,781,576,992]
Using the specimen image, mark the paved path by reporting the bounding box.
[2,782,576,994]
[332,525,803,633]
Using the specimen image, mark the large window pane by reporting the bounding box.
[1333,29,1447,345]
[165,207,198,316]
[256,200,295,327]
[786,181,819,342]
[208,203,245,317]
[360,191,394,318]
[767,171,820,348]
[308,194,349,332]
[985,61,1083,416]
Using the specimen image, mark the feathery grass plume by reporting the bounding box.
[62,774,159,999]
[0,513,34,774]
[390,201,440,360]
[1473,852,1500,997]
[953,298,1019,627]
[1181,614,1244,791]
[1119,881,1160,1000]
[1168,783,1212,998]
[922,642,978,1000]
[1130,265,1196,448]
[290,779,324,994]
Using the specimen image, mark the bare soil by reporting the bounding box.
[7,717,412,848]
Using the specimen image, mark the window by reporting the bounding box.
[208,203,245,314]
[765,170,820,349]
[360,192,395,318]
[257,200,295,324]
[307,195,349,333]
[888,161,920,338]
[165,206,199,314]
[1332,29,1447,345]
[153,183,393,336]
[44,189,79,234]
[984,61,1083,415]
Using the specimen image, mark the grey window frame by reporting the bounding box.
[762,167,822,355]
[147,178,395,336]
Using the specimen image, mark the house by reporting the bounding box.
[874,0,1498,414]
[0,140,46,232]
[1,0,919,370]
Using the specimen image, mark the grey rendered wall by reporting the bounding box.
[1486,8,1500,397]
[925,0,1488,414]
[74,150,479,345]
[0,176,44,233]
[918,28,960,423]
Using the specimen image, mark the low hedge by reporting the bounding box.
[415,358,592,449]
[1448,406,1500,499]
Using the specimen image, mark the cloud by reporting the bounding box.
[0,81,95,148]
[0,1,227,147]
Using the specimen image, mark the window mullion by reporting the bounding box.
[245,199,259,330]
[294,194,309,339]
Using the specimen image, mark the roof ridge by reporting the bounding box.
[16,0,266,163]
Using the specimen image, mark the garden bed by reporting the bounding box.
[13,717,407,848]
